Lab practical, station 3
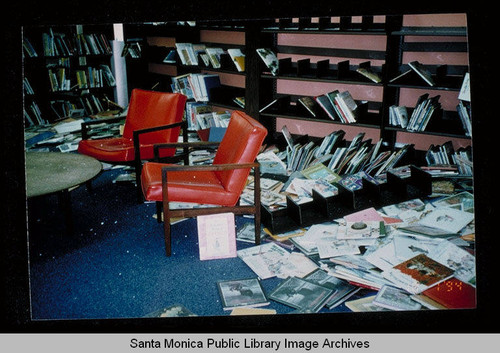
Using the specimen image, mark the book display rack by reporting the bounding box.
[22,24,115,125]
[122,14,471,153]
[262,165,432,234]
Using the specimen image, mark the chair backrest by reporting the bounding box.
[122,89,187,144]
[213,111,268,194]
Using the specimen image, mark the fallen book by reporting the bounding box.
[217,277,270,311]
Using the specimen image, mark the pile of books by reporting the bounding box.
[171,73,221,103]
[225,190,475,313]
[174,43,245,72]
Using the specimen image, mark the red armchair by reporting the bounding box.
[78,89,188,200]
[140,110,268,256]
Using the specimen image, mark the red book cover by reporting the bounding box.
[393,253,454,288]
[422,277,476,309]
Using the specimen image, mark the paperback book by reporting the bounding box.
[383,253,455,294]
[197,212,237,261]
[268,276,334,312]
[372,285,422,311]
[303,268,361,309]
[217,278,270,311]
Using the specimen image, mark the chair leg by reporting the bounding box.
[156,202,162,223]
[135,161,143,204]
[163,211,172,257]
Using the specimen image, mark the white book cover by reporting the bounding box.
[417,207,474,234]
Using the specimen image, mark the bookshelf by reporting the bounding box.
[384,14,471,154]
[121,14,471,155]
[22,24,116,126]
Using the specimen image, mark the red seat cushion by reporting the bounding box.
[140,162,241,206]
[78,137,175,163]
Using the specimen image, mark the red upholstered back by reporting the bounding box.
[122,89,187,144]
[213,111,267,193]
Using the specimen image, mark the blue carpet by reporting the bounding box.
[27,168,367,321]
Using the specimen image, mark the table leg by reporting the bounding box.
[58,190,73,236]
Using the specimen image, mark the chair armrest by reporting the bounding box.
[132,120,187,162]
[153,141,220,161]
[81,116,126,140]
[161,161,259,174]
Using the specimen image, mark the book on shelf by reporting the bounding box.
[458,72,470,102]
[315,94,339,121]
[389,105,409,129]
[268,276,334,313]
[227,48,245,72]
[196,212,237,261]
[205,47,225,68]
[356,66,382,83]
[326,90,358,124]
[162,49,177,63]
[175,43,199,65]
[298,96,323,118]
[23,37,38,57]
[233,96,245,108]
[122,41,142,58]
[256,48,279,76]
[259,95,291,114]
[216,278,270,311]
[407,94,441,132]
[390,61,435,87]
[301,163,341,184]
[408,61,435,87]
[457,100,472,136]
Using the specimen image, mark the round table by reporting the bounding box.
[25,152,102,234]
[25,152,102,198]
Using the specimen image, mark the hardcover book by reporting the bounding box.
[268,276,334,312]
[303,268,361,309]
[421,277,476,309]
[356,66,382,83]
[256,48,279,76]
[217,278,270,311]
[417,207,474,234]
[372,285,422,311]
[197,212,237,261]
[383,253,454,294]
[408,61,435,86]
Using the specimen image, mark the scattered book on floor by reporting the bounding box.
[268,276,334,313]
[303,268,361,309]
[217,277,269,311]
[230,307,276,315]
[143,304,197,318]
[197,212,237,261]
[372,285,422,311]
[420,277,476,309]
[382,253,455,294]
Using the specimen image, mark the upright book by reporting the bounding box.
[197,212,237,260]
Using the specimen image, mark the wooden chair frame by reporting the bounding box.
[152,141,262,256]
